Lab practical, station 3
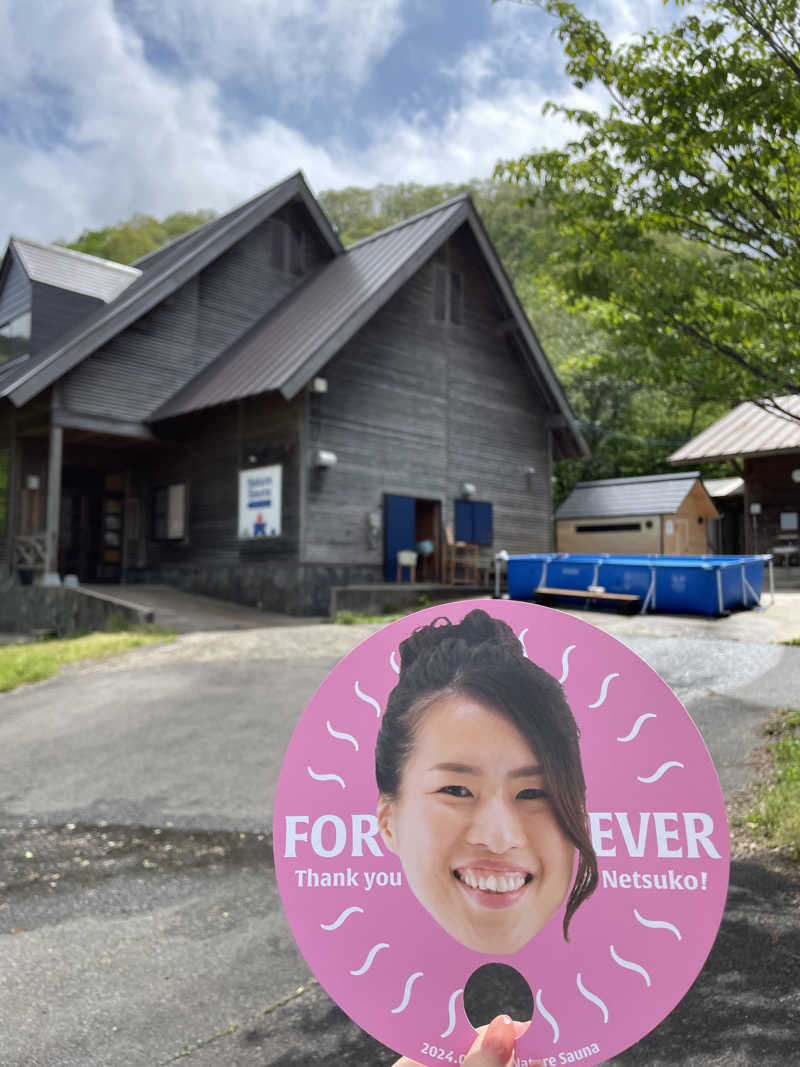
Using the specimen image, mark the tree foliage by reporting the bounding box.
[63,209,216,265]
[496,0,800,421]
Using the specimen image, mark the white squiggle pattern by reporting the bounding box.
[440,988,463,1039]
[559,644,576,683]
[390,650,400,675]
[391,971,424,1014]
[588,672,620,709]
[576,974,609,1024]
[320,906,364,931]
[634,909,682,940]
[617,713,657,742]
[610,945,651,987]
[326,721,359,751]
[355,680,381,718]
[350,942,390,976]
[518,628,529,658]
[536,989,559,1044]
[637,761,684,784]
[307,766,345,789]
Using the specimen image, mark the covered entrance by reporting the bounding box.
[60,467,126,582]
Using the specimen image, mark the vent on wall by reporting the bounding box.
[575,522,642,533]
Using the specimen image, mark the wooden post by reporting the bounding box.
[44,423,63,581]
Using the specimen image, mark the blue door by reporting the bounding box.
[384,494,416,582]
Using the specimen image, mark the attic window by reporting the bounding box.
[270,219,305,275]
[432,266,463,324]
[0,310,31,365]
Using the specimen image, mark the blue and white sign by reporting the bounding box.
[239,464,282,538]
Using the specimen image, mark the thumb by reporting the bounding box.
[462,1014,534,1067]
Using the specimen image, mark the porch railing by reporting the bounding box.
[14,534,48,571]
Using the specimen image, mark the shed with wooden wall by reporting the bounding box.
[555,472,719,555]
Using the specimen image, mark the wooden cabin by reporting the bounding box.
[670,397,800,561]
[555,472,719,555]
[0,173,586,615]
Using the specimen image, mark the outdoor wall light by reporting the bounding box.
[309,377,328,393]
[313,448,338,468]
[792,469,800,483]
[461,482,476,498]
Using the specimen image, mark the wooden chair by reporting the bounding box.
[441,524,479,585]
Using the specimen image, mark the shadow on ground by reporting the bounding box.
[248,857,799,1066]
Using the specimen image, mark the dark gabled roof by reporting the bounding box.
[555,471,704,519]
[1,172,342,408]
[669,396,800,462]
[10,238,140,301]
[151,195,586,457]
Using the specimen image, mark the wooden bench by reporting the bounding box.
[533,586,642,615]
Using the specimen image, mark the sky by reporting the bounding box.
[1,0,678,247]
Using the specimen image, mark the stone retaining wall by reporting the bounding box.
[0,583,153,635]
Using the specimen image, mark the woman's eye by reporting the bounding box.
[517,788,547,800]
[438,785,472,798]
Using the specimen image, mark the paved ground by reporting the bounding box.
[1,594,799,1065]
[81,583,324,633]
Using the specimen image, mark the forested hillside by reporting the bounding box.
[63,181,730,502]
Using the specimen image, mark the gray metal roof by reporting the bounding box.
[1,172,341,408]
[555,471,703,519]
[669,396,800,462]
[11,237,140,302]
[703,476,744,498]
[152,196,586,460]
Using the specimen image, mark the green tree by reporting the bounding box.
[496,0,800,422]
[63,209,216,264]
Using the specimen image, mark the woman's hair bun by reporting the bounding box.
[399,609,521,672]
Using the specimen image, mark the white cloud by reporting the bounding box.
[0,0,681,247]
[117,0,406,107]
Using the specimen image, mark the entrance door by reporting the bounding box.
[59,468,124,582]
[383,494,441,582]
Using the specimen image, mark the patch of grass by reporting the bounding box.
[747,707,800,861]
[332,610,403,625]
[782,637,800,646]
[0,628,175,692]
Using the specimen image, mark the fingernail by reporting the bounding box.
[480,1014,515,1063]
[512,1019,531,1039]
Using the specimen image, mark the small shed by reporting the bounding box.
[555,472,720,555]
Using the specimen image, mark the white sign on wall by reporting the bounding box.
[238,464,282,539]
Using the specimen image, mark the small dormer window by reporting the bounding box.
[0,310,31,364]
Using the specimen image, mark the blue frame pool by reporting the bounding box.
[505,553,773,616]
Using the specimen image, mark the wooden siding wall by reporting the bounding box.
[58,204,330,424]
[744,453,800,553]
[0,250,32,325]
[304,224,553,566]
[556,516,662,555]
[136,393,304,570]
[30,283,103,354]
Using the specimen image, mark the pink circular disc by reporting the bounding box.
[274,600,729,1065]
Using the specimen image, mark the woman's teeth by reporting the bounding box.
[458,870,527,893]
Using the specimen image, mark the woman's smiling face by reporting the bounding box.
[377,693,575,955]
